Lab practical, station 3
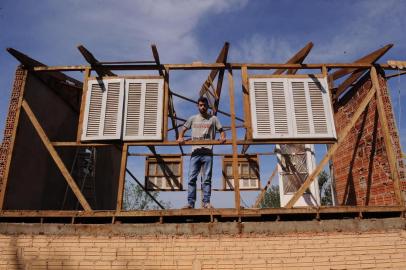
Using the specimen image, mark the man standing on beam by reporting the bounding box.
[177,97,226,209]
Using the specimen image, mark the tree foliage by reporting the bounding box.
[123,181,171,210]
[318,170,333,206]
[259,185,280,208]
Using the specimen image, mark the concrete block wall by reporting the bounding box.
[0,221,406,270]
[332,72,406,206]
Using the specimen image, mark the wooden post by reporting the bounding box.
[116,143,128,211]
[228,69,241,211]
[0,69,28,209]
[76,67,90,142]
[370,66,403,205]
[163,68,169,141]
[285,83,378,208]
[21,100,92,211]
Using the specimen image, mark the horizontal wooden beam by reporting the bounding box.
[0,206,404,218]
[52,138,337,147]
[31,63,400,72]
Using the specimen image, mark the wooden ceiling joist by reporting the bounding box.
[77,45,115,77]
[273,42,314,75]
[330,44,393,81]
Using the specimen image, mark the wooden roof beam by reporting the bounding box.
[330,44,393,81]
[77,45,115,77]
[334,69,367,98]
[6,48,82,86]
[199,42,229,114]
[273,42,314,75]
[151,45,184,154]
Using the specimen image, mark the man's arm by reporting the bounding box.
[219,129,226,144]
[177,127,188,144]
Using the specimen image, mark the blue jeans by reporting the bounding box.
[187,153,213,207]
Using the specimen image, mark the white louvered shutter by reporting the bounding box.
[123,79,164,141]
[249,77,336,139]
[81,78,124,141]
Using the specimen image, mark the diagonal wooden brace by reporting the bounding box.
[370,66,403,205]
[285,83,378,208]
[22,100,92,211]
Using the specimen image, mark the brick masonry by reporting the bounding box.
[0,220,406,270]
[332,72,406,206]
[0,67,26,198]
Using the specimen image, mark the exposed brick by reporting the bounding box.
[333,72,406,206]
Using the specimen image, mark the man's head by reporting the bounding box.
[197,96,209,115]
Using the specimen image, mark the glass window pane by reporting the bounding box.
[148,163,156,176]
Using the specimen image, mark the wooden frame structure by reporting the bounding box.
[0,42,405,223]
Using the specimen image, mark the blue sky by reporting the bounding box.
[0,0,405,208]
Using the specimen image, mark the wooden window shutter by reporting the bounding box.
[123,79,164,141]
[81,78,124,141]
[249,77,336,139]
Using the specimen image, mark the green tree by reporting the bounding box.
[318,170,333,206]
[123,181,171,210]
[259,185,280,208]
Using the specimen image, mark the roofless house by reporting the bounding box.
[0,42,404,223]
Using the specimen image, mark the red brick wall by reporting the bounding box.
[0,67,26,199]
[332,71,405,206]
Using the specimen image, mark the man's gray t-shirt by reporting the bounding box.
[183,114,223,153]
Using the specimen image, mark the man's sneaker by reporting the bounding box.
[203,203,214,209]
[182,204,194,209]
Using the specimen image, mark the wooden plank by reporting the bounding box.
[88,75,162,80]
[199,42,229,99]
[52,138,337,147]
[116,143,128,211]
[241,66,252,154]
[21,100,92,211]
[250,74,324,79]
[370,66,403,205]
[330,44,393,81]
[227,69,241,211]
[76,68,91,142]
[0,70,28,209]
[162,70,169,141]
[386,70,406,79]
[334,69,366,98]
[77,45,115,77]
[273,42,314,75]
[285,83,378,208]
[253,166,278,208]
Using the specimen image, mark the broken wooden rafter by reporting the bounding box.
[7,48,82,86]
[273,42,314,75]
[77,44,115,77]
[330,44,393,81]
[151,45,184,154]
[199,42,229,114]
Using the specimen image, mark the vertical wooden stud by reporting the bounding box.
[370,66,403,205]
[76,67,91,142]
[116,143,128,211]
[241,66,252,139]
[228,69,241,211]
[163,68,169,141]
